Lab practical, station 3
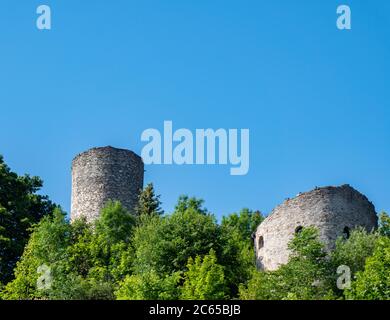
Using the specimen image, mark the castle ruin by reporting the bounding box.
[70,148,378,271]
[71,146,144,222]
[253,185,378,271]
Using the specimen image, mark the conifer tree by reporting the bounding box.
[135,183,163,216]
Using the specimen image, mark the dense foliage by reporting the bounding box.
[0,157,389,300]
[0,155,55,285]
[239,216,390,300]
[0,185,263,300]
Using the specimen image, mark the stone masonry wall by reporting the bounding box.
[254,185,378,271]
[71,146,144,222]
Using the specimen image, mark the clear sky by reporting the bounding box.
[0,1,389,219]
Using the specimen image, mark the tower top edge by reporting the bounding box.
[72,146,143,164]
[260,184,376,224]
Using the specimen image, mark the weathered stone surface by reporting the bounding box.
[254,185,378,271]
[71,146,144,222]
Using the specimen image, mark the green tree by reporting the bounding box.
[116,270,181,300]
[67,202,135,283]
[219,208,263,297]
[221,209,263,240]
[63,201,135,298]
[378,211,390,237]
[238,268,279,300]
[135,183,163,216]
[132,196,220,276]
[277,227,334,300]
[346,236,390,300]
[1,201,135,300]
[0,155,55,285]
[240,227,335,300]
[1,208,70,300]
[330,227,378,292]
[95,201,136,244]
[128,196,227,299]
[181,249,227,300]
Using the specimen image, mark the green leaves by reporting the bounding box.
[240,227,334,300]
[116,270,181,300]
[331,228,378,276]
[346,236,390,300]
[1,172,388,301]
[132,196,220,277]
[378,211,390,237]
[181,249,227,300]
[1,202,135,300]
[288,227,326,261]
[0,155,55,284]
[240,226,390,300]
[134,183,163,216]
[219,208,264,297]
[95,201,136,244]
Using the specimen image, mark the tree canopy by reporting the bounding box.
[0,155,55,285]
[0,169,389,300]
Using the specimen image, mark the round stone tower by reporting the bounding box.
[71,146,144,222]
[254,185,378,271]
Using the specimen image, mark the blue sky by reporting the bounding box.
[0,1,389,219]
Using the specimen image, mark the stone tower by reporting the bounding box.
[254,185,378,271]
[71,146,144,222]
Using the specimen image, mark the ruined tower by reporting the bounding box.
[71,146,144,222]
[254,185,378,271]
